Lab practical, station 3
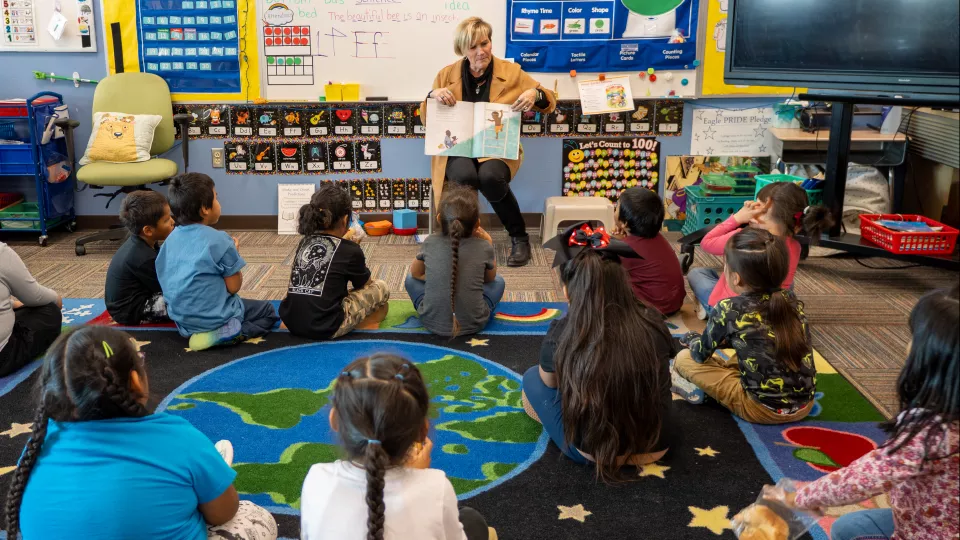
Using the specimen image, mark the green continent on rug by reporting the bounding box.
[158,340,547,512]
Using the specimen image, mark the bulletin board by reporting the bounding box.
[698,0,796,96]
[257,0,699,102]
[1,0,97,52]
[101,0,259,102]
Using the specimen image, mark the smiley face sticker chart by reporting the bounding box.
[505,0,701,72]
[562,137,661,203]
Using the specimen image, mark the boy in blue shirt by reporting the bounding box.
[157,173,279,350]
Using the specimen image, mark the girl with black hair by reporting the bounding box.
[300,354,492,540]
[5,326,277,539]
[612,187,686,315]
[405,186,505,337]
[521,222,680,480]
[688,181,834,319]
[772,286,959,540]
[672,228,816,424]
[280,183,390,340]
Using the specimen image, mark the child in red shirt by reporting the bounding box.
[687,182,833,318]
[613,188,686,316]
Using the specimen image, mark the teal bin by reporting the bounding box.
[754,174,823,206]
[681,185,752,236]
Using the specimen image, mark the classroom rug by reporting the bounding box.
[0,300,889,540]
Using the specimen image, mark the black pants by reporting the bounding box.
[459,506,489,540]
[0,303,62,378]
[445,157,527,238]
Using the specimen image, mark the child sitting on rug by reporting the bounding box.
[280,183,389,340]
[671,228,816,424]
[105,190,175,326]
[156,173,279,351]
[4,326,278,540]
[612,187,686,316]
[300,353,492,540]
[521,222,680,478]
[404,186,505,337]
[768,285,959,540]
[688,181,834,319]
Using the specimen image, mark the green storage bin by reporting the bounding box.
[0,202,42,229]
[681,185,752,236]
[702,173,737,194]
[754,174,823,206]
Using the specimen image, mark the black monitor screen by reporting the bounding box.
[730,0,960,77]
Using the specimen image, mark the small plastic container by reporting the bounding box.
[755,173,823,206]
[859,214,958,256]
[702,173,737,194]
[393,227,417,236]
[681,184,752,236]
[0,192,24,210]
[732,479,820,540]
[0,202,42,229]
[363,220,392,236]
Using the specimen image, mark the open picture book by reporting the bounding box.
[425,99,521,160]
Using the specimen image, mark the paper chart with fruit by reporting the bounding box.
[424,99,521,160]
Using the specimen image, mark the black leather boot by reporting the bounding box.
[507,236,531,267]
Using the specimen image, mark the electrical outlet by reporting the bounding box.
[211,147,225,168]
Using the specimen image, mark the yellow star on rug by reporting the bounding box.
[695,446,720,457]
[671,392,684,401]
[638,462,670,479]
[244,337,266,345]
[557,504,592,523]
[129,338,151,350]
[466,338,489,347]
[184,347,194,353]
[0,466,15,477]
[1,423,33,438]
[688,505,733,535]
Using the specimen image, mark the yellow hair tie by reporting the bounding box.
[102,341,114,358]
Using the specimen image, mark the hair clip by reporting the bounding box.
[395,373,405,381]
[102,341,114,358]
[366,439,381,445]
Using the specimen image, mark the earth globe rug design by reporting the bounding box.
[159,340,548,515]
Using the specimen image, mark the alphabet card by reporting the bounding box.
[231,106,254,137]
[407,103,426,135]
[256,108,281,137]
[628,101,655,135]
[356,139,382,172]
[252,142,276,173]
[304,142,328,172]
[547,103,575,136]
[384,104,411,137]
[305,108,329,136]
[574,104,600,135]
[280,108,306,137]
[521,109,545,135]
[654,100,684,136]
[328,141,355,172]
[203,105,230,136]
[277,142,303,172]
[224,141,250,172]
[358,106,383,136]
[331,107,357,136]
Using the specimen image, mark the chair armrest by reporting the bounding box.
[54,118,81,176]
[172,114,192,172]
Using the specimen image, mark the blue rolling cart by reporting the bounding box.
[0,92,78,246]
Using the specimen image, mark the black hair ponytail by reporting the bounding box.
[364,441,389,540]
[437,186,480,338]
[756,181,835,245]
[448,218,464,337]
[4,326,148,537]
[298,183,352,236]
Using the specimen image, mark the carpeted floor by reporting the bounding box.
[0,299,893,540]
[4,227,956,417]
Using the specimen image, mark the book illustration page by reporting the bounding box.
[477,103,521,160]
[424,99,476,157]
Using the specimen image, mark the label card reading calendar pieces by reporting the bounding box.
[304,142,328,172]
[305,108,329,136]
[252,142,276,172]
[327,142,355,172]
[356,140,382,172]
[231,107,254,137]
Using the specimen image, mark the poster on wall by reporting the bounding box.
[663,155,771,228]
[689,107,775,156]
[505,0,699,73]
[700,0,798,96]
[277,184,315,235]
[561,137,661,203]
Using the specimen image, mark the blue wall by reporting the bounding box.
[0,10,775,217]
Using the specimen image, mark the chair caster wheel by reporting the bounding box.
[39,236,48,247]
[76,244,86,256]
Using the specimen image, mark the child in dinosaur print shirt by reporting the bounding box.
[683,289,816,414]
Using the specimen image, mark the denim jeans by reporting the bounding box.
[239,298,280,338]
[829,509,895,540]
[687,268,720,312]
[521,366,589,464]
[404,274,506,313]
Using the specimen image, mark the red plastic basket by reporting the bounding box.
[859,214,958,256]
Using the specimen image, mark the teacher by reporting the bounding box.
[423,17,557,267]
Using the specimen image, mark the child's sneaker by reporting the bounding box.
[188,318,242,351]
[215,440,234,466]
[696,303,709,320]
[670,363,705,405]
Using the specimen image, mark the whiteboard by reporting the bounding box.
[0,0,98,53]
[256,0,696,101]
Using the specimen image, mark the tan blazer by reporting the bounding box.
[422,56,557,204]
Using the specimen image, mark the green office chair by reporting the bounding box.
[73,72,191,256]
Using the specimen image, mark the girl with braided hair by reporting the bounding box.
[4,326,277,540]
[405,186,505,337]
[300,354,491,540]
[672,228,817,424]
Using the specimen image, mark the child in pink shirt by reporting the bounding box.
[687,182,833,318]
[766,286,960,540]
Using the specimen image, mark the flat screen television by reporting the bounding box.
[724,0,960,96]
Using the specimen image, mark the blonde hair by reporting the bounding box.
[453,17,492,57]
